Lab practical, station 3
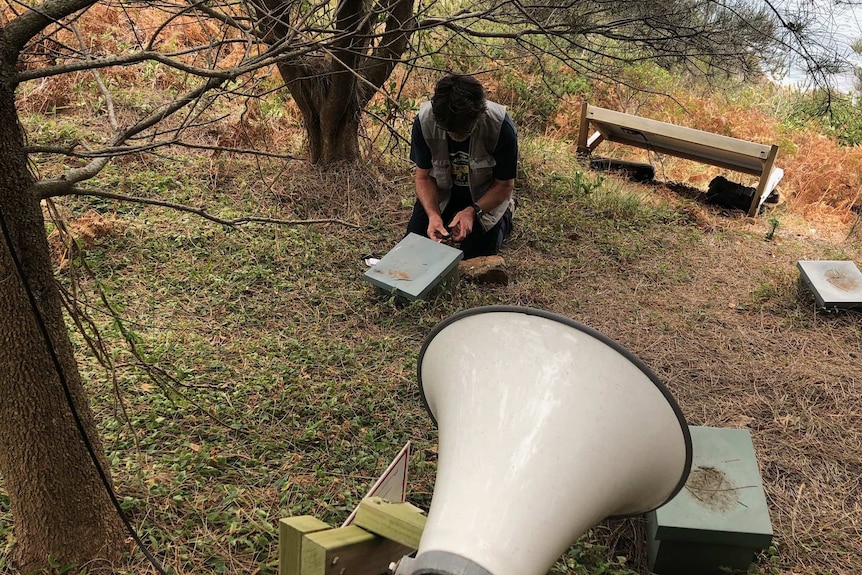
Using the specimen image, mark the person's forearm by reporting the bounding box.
[474,179,514,212]
[416,175,442,221]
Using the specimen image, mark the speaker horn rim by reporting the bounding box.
[416,305,693,515]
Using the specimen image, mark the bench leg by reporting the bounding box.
[576,101,591,157]
[748,144,779,217]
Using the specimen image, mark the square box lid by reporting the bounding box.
[363,233,463,301]
[797,260,862,309]
[651,426,773,548]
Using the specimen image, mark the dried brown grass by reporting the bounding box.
[47,209,120,269]
[784,131,862,217]
[15,1,252,116]
[637,230,862,575]
[267,160,412,219]
[56,150,862,575]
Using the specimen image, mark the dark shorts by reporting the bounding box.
[406,199,512,260]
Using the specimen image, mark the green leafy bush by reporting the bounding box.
[786,90,862,146]
[497,60,589,131]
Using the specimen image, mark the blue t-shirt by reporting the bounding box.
[410,114,518,209]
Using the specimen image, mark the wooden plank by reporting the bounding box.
[747,144,779,216]
[599,138,766,176]
[353,497,427,549]
[576,101,590,155]
[280,516,331,575]
[586,106,771,158]
[301,525,413,575]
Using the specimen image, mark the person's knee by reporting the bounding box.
[461,229,499,259]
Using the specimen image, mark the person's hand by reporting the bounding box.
[427,215,451,243]
[448,208,475,242]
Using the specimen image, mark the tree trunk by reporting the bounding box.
[299,97,362,165]
[0,36,125,573]
[258,0,414,166]
[317,107,361,164]
[277,63,363,164]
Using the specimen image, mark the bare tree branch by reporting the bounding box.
[25,140,305,160]
[70,21,117,130]
[39,187,362,228]
[17,45,247,82]
[29,75,228,196]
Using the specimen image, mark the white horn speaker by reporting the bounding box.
[396,306,692,575]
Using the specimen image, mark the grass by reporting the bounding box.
[16,138,858,575]
[5,45,862,575]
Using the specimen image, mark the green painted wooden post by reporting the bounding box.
[353,497,426,549]
[301,525,412,575]
[279,516,331,575]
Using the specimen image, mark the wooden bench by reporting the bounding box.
[576,103,780,216]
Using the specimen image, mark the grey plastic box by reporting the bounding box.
[797,260,862,309]
[363,233,462,301]
[647,426,773,575]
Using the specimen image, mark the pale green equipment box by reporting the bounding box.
[796,260,862,309]
[647,426,773,575]
[363,233,462,301]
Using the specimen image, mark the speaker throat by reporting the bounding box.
[395,550,493,575]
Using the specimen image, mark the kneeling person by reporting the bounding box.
[407,74,518,260]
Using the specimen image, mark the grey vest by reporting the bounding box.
[418,101,514,231]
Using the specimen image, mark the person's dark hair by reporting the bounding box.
[431,74,487,132]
